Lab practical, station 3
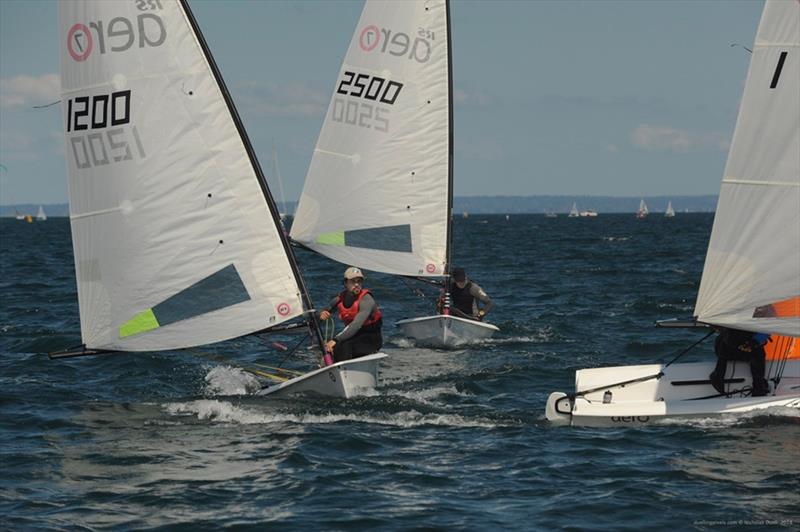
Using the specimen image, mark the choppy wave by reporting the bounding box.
[163,399,510,428]
[6,215,800,529]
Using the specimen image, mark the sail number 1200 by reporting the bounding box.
[65,90,146,169]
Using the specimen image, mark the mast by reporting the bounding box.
[444,0,455,289]
[179,0,326,354]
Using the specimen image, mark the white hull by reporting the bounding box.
[257,353,386,398]
[395,315,499,348]
[546,360,800,427]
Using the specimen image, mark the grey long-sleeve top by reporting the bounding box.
[320,293,379,342]
[468,282,493,315]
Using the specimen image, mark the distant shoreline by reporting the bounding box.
[2,195,717,218]
[1,195,717,218]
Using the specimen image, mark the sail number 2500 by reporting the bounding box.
[336,71,403,105]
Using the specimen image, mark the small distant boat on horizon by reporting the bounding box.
[568,202,579,217]
[579,209,598,217]
[36,206,47,221]
[664,201,675,218]
[545,211,557,218]
[636,198,649,219]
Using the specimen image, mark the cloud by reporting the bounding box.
[630,124,729,153]
[0,129,64,162]
[0,74,60,109]
[236,80,328,117]
[454,88,491,106]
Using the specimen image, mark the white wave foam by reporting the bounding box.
[389,337,416,348]
[203,366,262,396]
[163,400,508,428]
[478,332,553,344]
[361,384,470,404]
[656,405,800,428]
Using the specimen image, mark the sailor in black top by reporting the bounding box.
[439,267,493,321]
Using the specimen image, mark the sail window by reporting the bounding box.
[317,225,412,253]
[119,264,250,338]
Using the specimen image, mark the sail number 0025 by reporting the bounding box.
[331,99,389,132]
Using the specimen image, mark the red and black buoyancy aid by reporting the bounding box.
[336,288,382,327]
[450,281,475,316]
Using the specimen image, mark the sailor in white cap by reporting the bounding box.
[318,267,383,362]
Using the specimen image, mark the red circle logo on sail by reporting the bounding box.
[426,263,437,274]
[359,25,380,52]
[276,302,291,316]
[67,24,93,62]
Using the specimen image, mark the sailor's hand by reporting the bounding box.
[325,340,336,353]
[320,310,331,321]
[478,310,486,321]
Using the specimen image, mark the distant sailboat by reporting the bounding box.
[568,202,579,217]
[636,198,648,219]
[580,209,598,217]
[51,0,386,398]
[36,206,47,221]
[664,201,675,218]
[546,0,800,426]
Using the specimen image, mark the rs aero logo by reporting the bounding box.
[67,13,166,62]
[359,25,434,63]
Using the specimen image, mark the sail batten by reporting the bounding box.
[60,0,304,351]
[694,0,800,337]
[291,0,451,277]
[721,178,799,187]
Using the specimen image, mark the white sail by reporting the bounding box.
[291,0,450,277]
[270,141,289,218]
[568,202,579,217]
[637,198,648,216]
[59,0,304,351]
[36,206,47,221]
[695,0,800,337]
[664,201,675,217]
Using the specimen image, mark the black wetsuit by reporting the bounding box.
[448,281,493,320]
[710,328,769,396]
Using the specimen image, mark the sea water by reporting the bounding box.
[1,215,797,530]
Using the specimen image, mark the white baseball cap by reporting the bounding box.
[343,266,365,280]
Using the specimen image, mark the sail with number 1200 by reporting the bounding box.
[53,0,386,398]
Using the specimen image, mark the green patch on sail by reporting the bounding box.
[317,231,346,246]
[119,309,160,338]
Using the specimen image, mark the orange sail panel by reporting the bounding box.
[753,295,800,318]
[765,335,800,361]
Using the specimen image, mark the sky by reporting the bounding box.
[0,0,766,205]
